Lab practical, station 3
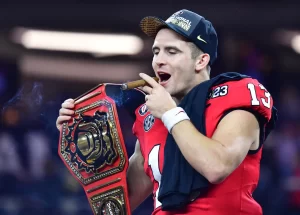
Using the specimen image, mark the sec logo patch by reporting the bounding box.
[144,114,155,132]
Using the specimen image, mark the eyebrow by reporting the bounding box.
[152,45,180,52]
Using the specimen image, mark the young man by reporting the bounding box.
[57,9,277,215]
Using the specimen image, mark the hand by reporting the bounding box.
[56,98,75,131]
[139,73,176,119]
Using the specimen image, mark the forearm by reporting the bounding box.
[127,174,152,211]
[127,155,152,211]
[170,120,229,183]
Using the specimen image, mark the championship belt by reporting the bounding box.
[58,83,145,215]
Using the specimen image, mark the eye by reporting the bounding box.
[152,48,159,55]
[168,49,177,54]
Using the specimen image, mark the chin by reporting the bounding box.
[164,86,173,94]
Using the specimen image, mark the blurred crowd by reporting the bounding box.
[0,37,300,215]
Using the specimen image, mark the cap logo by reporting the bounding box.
[197,35,207,43]
[166,11,191,31]
[173,10,184,16]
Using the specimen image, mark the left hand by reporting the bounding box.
[139,73,177,119]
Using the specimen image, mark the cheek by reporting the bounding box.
[152,58,156,69]
[171,70,186,91]
[174,63,190,80]
[173,64,194,86]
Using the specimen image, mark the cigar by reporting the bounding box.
[121,77,159,90]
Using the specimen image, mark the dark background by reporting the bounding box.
[0,1,300,215]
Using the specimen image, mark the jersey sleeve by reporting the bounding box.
[132,103,147,157]
[132,121,137,136]
[209,78,273,120]
[207,78,275,151]
[132,104,146,136]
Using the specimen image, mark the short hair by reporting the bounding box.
[187,42,211,75]
[188,42,203,59]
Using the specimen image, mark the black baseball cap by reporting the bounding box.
[140,9,218,65]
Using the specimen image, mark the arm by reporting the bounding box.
[171,110,260,184]
[127,140,153,211]
[138,73,270,184]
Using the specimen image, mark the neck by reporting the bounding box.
[173,97,181,105]
[173,71,210,104]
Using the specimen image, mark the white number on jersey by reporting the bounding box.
[211,85,228,98]
[148,145,162,208]
[247,83,271,108]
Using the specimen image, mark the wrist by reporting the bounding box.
[161,107,190,133]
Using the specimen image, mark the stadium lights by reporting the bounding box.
[273,29,300,55]
[12,28,144,55]
[291,35,300,54]
[19,54,149,82]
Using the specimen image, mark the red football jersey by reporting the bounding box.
[132,78,274,215]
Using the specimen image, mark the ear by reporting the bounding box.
[195,53,210,73]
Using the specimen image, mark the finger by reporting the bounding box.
[145,95,151,101]
[57,115,72,122]
[65,98,75,103]
[141,86,153,94]
[62,101,75,109]
[57,115,72,125]
[59,108,75,116]
[139,73,160,88]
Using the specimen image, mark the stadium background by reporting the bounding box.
[0,1,300,215]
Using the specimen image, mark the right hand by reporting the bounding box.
[56,98,75,131]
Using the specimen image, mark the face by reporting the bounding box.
[152,28,198,99]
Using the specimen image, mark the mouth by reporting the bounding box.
[157,72,171,85]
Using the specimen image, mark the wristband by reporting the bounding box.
[161,107,190,133]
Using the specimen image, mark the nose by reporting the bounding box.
[154,52,166,67]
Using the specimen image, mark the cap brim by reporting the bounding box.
[140,16,168,38]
